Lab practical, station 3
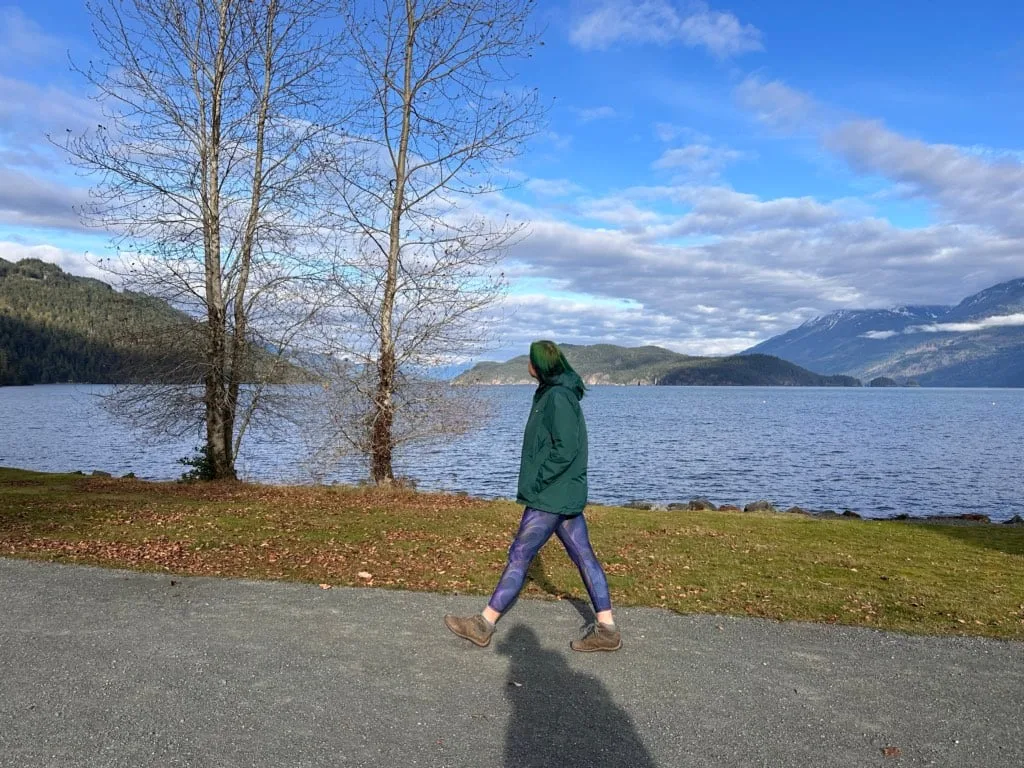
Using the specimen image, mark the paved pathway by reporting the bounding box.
[1,558,1021,767]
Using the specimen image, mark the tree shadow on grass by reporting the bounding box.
[922,520,1024,557]
[526,551,593,624]
[498,624,659,768]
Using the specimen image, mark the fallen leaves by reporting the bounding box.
[3,470,1024,640]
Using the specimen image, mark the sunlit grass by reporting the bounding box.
[1,467,1021,639]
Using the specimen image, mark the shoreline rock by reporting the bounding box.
[623,500,656,510]
[611,498,1014,525]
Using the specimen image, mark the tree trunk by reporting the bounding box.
[370,0,416,485]
[371,345,396,483]
[202,0,236,481]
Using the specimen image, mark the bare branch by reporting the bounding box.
[320,0,542,483]
[61,0,354,480]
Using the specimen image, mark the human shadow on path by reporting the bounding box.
[498,625,659,768]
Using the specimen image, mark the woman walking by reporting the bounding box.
[444,340,620,652]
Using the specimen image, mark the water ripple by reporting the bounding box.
[1,384,1023,521]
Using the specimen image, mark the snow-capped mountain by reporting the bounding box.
[743,278,1024,386]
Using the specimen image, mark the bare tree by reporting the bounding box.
[328,0,543,484]
[296,352,490,484]
[59,0,349,479]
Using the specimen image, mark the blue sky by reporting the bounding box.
[2,0,1023,360]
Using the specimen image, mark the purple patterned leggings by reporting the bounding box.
[488,507,612,614]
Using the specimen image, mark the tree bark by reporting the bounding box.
[203,0,235,480]
[370,0,417,484]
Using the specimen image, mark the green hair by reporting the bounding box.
[529,340,586,397]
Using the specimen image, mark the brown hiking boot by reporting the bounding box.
[570,622,622,652]
[444,614,495,647]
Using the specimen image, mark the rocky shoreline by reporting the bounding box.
[608,497,1024,526]
[84,468,1024,526]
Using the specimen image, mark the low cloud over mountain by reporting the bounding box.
[746,278,1024,386]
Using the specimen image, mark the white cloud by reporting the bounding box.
[641,185,843,237]
[958,144,1024,163]
[913,314,1024,334]
[0,7,60,63]
[735,76,821,131]
[577,196,665,229]
[736,76,1024,237]
[675,2,764,58]
[488,291,758,358]
[653,123,711,144]
[860,313,1024,339]
[825,120,1024,235]
[570,0,763,58]
[573,106,617,122]
[654,122,681,142]
[524,178,583,197]
[0,75,107,175]
[651,143,742,176]
[0,241,116,284]
[541,130,573,151]
[0,167,92,231]
[475,178,1024,357]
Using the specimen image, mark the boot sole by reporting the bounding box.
[570,639,623,653]
[444,616,492,647]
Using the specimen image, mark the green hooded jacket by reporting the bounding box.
[516,374,588,516]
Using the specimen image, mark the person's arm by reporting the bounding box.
[534,391,580,488]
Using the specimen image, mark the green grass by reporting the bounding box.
[1,467,1022,639]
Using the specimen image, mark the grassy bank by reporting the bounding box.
[1,467,1022,639]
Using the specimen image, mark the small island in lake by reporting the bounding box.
[454,344,862,387]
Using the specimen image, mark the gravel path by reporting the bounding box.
[1,558,1021,767]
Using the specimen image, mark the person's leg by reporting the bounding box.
[555,513,613,623]
[444,507,560,646]
[486,507,561,617]
[556,513,621,652]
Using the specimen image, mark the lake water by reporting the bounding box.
[1,384,1022,521]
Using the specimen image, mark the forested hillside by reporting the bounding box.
[0,258,198,385]
[658,354,861,386]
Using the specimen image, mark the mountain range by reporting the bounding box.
[5,256,1021,388]
[745,278,1024,386]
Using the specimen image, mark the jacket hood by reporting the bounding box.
[539,371,586,400]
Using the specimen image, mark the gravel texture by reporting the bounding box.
[1,558,1021,767]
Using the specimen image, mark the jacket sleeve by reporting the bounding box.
[534,391,580,488]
